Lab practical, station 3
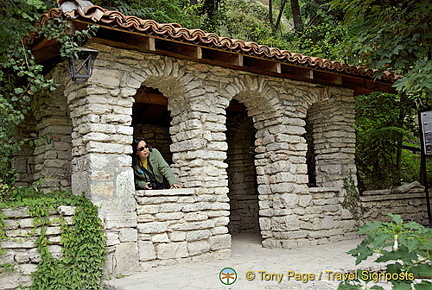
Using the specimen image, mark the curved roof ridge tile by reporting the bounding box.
[28,5,399,82]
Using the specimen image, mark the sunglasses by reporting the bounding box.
[138,145,149,152]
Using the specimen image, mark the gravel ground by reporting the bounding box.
[104,234,392,290]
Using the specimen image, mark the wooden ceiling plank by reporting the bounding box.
[135,92,168,105]
[201,48,242,66]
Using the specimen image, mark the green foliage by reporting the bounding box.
[223,0,272,41]
[0,1,97,195]
[0,263,15,274]
[221,0,293,49]
[94,0,197,28]
[339,214,432,289]
[0,190,106,289]
[285,0,349,60]
[331,0,432,95]
[355,92,420,190]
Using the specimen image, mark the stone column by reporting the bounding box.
[254,113,309,248]
[33,83,72,192]
[66,62,138,274]
[169,83,231,257]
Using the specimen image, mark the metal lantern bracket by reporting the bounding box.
[68,47,99,83]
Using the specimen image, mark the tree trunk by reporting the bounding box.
[269,0,273,25]
[290,0,303,32]
[275,0,287,31]
[396,92,408,183]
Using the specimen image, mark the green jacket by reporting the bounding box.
[132,148,178,190]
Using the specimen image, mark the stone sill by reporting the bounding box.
[135,188,196,197]
[361,193,426,202]
[1,206,76,217]
[309,187,341,193]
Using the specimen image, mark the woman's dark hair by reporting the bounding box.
[132,137,152,155]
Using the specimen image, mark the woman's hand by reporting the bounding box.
[170,183,183,189]
[145,182,153,190]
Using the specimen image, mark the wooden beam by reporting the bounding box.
[155,39,201,59]
[314,71,342,85]
[201,48,243,66]
[135,91,168,105]
[281,64,313,79]
[32,41,61,63]
[30,19,396,95]
[243,56,281,73]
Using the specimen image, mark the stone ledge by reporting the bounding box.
[309,187,340,193]
[135,188,196,197]
[1,206,76,218]
[361,193,425,202]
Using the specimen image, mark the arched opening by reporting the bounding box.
[304,113,317,187]
[132,85,173,163]
[226,99,260,239]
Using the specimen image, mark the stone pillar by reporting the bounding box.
[66,63,138,274]
[33,84,72,191]
[169,82,231,256]
[13,116,37,188]
[308,88,356,187]
[254,113,309,248]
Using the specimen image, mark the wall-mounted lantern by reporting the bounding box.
[68,47,99,83]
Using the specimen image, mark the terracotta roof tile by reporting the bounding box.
[27,5,399,83]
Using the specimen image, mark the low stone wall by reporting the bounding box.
[135,188,231,268]
[260,187,358,249]
[0,206,75,289]
[362,182,430,226]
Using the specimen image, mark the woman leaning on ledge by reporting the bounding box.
[132,137,183,190]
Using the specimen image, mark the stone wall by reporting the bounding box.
[31,43,360,274]
[32,84,73,192]
[0,206,75,289]
[11,41,432,277]
[308,95,357,188]
[15,42,368,275]
[260,187,358,248]
[135,188,231,268]
[13,117,37,188]
[362,182,430,226]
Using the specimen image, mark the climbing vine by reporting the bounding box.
[340,173,369,225]
[0,191,106,289]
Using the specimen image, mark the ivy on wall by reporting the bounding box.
[0,191,106,289]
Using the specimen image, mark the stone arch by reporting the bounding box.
[221,75,283,123]
[221,74,305,246]
[300,86,357,188]
[20,64,73,192]
[117,56,196,113]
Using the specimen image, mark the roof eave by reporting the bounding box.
[29,7,397,96]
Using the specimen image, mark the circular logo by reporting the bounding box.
[219,267,237,285]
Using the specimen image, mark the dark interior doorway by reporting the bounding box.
[226,99,260,236]
[132,85,173,163]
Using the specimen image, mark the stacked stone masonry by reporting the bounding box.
[134,188,231,268]
[10,42,429,275]
[0,206,75,289]
[362,182,430,226]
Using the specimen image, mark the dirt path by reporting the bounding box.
[104,234,389,290]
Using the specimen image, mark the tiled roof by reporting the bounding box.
[26,5,398,83]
